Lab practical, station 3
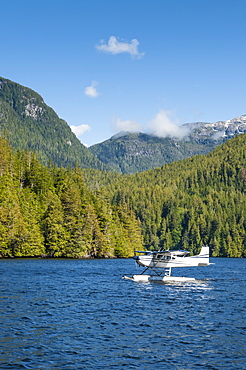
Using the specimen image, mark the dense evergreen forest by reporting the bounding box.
[0,138,142,258]
[0,134,245,258]
[83,134,246,257]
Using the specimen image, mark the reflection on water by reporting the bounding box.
[0,257,245,369]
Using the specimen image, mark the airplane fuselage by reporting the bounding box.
[135,246,210,269]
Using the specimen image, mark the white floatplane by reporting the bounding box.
[123,245,212,282]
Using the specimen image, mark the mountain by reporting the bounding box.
[183,115,246,140]
[1,76,245,174]
[90,116,246,174]
[88,133,246,257]
[0,77,107,170]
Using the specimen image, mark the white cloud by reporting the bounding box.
[70,124,91,137]
[112,116,142,132]
[96,36,144,58]
[147,110,190,139]
[84,81,100,98]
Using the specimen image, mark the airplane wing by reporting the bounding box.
[135,249,191,256]
[134,250,152,254]
[154,249,191,256]
[168,250,190,256]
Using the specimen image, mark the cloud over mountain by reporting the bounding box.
[147,110,190,139]
[112,116,142,132]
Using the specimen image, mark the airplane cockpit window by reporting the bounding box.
[161,255,171,260]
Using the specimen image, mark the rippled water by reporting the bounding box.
[0,257,245,369]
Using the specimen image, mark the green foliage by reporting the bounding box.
[0,138,141,258]
[0,77,108,171]
[84,134,246,257]
[1,121,245,258]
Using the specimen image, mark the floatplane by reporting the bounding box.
[123,245,212,282]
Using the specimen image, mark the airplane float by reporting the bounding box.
[123,245,212,282]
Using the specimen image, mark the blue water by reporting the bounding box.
[0,258,245,369]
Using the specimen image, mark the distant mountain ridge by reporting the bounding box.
[1,77,245,174]
[0,77,108,170]
[183,115,246,140]
[90,115,246,173]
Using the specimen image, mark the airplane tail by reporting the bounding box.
[198,245,209,258]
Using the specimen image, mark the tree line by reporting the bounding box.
[83,134,246,257]
[0,137,142,258]
[0,134,245,258]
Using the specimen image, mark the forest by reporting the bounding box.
[0,134,245,258]
[0,137,142,258]
[83,134,246,257]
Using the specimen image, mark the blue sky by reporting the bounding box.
[1,0,246,146]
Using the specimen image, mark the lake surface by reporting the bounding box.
[0,257,245,369]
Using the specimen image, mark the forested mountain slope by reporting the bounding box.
[0,134,245,258]
[1,77,245,176]
[84,134,246,257]
[0,138,142,258]
[90,116,246,174]
[0,77,245,258]
[0,77,107,170]
[90,132,218,173]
